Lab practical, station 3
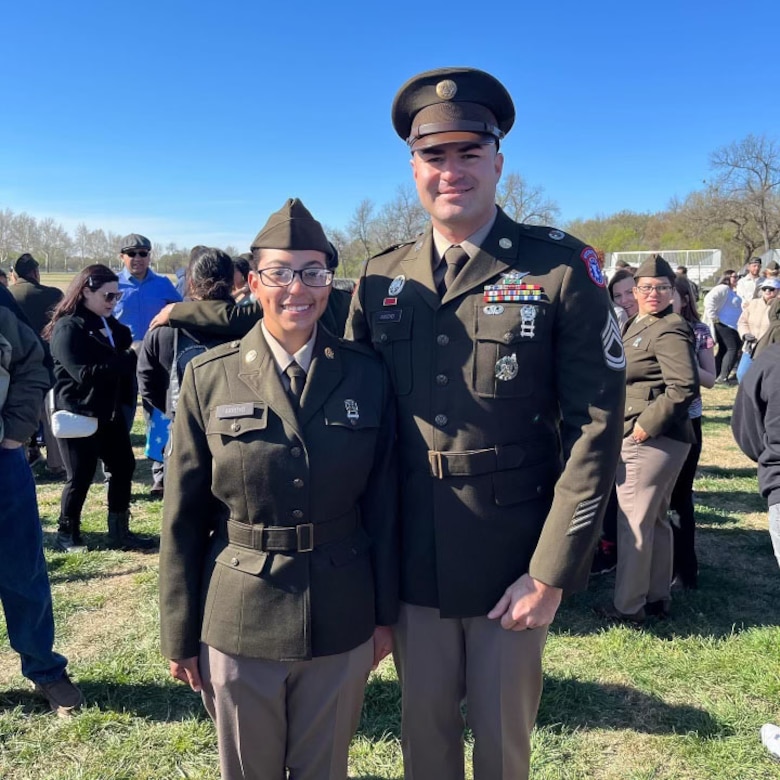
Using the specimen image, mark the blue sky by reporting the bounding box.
[4,0,779,250]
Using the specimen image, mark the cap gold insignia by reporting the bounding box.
[324,347,335,359]
[436,79,458,100]
[245,349,257,363]
[499,238,513,249]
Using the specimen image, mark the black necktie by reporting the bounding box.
[285,362,306,410]
[440,245,469,296]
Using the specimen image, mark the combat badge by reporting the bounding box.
[495,353,519,381]
[344,399,359,425]
[602,312,626,371]
[388,275,406,297]
[520,305,538,338]
[483,304,504,315]
[581,247,606,287]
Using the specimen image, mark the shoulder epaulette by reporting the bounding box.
[369,237,419,261]
[519,224,586,251]
[189,339,240,369]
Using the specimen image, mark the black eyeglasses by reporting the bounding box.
[124,250,150,258]
[635,284,672,295]
[258,267,334,288]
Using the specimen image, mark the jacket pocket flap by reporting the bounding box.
[493,460,560,507]
[371,308,413,344]
[214,544,268,575]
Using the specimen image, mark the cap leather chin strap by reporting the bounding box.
[408,120,503,145]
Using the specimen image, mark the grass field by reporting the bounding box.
[1,384,779,779]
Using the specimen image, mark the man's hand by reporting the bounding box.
[632,422,649,443]
[487,574,562,631]
[371,625,393,670]
[149,303,176,330]
[169,657,202,692]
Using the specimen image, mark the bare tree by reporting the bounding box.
[347,199,376,260]
[497,172,560,225]
[709,134,780,255]
[373,184,427,249]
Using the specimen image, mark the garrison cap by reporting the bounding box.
[251,198,337,268]
[634,254,675,282]
[14,253,39,277]
[120,233,152,252]
[392,67,515,151]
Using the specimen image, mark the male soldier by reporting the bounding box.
[113,234,181,495]
[346,67,625,780]
[10,253,65,473]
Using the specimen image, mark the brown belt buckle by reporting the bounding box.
[296,523,314,552]
[428,450,445,479]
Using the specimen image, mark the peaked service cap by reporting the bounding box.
[392,67,515,151]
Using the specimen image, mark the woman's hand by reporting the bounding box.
[169,657,202,692]
[371,626,393,670]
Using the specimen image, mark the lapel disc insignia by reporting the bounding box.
[388,275,406,297]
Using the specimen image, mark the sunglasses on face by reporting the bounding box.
[86,290,123,302]
[124,250,150,258]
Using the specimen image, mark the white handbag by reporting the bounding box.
[48,392,98,439]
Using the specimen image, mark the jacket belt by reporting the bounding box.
[428,444,525,479]
[223,510,359,553]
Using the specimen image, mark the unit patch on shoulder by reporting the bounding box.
[581,247,606,287]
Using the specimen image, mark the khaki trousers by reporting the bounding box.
[614,436,691,614]
[199,638,373,780]
[393,602,548,780]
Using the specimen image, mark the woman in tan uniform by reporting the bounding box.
[608,255,698,623]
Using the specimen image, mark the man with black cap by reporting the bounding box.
[114,234,181,342]
[346,67,625,779]
[160,199,398,780]
[113,234,181,495]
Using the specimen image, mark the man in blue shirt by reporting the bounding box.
[114,234,181,497]
[114,234,181,341]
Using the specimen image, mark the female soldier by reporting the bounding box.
[45,264,145,551]
[609,256,698,622]
[159,199,398,780]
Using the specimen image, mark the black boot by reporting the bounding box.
[107,510,156,550]
[56,517,87,553]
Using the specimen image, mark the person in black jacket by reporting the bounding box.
[732,342,780,568]
[45,265,148,552]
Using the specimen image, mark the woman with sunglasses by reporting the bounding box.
[606,256,698,623]
[160,200,398,780]
[44,264,139,552]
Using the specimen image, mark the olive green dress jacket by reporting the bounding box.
[159,324,399,662]
[346,208,626,616]
[622,308,698,443]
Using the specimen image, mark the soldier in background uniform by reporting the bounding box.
[160,199,398,780]
[346,67,625,780]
